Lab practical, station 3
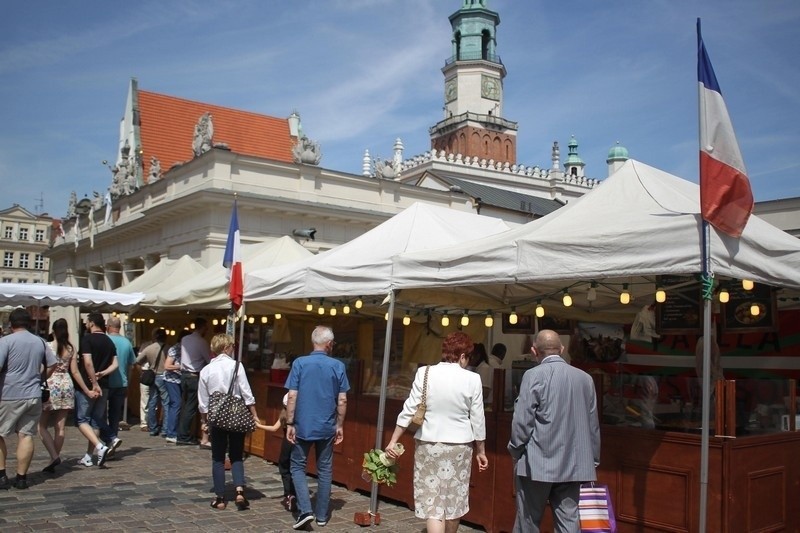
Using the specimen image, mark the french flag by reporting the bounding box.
[223,199,243,309]
[698,19,753,238]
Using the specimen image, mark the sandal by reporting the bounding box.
[211,496,226,510]
[235,489,250,511]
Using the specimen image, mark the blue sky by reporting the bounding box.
[1,0,798,218]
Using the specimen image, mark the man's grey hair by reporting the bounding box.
[311,325,334,346]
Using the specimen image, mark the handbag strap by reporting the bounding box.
[153,344,165,370]
[225,355,241,397]
[420,365,430,408]
[41,338,49,381]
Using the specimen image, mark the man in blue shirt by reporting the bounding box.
[104,316,136,456]
[285,325,350,529]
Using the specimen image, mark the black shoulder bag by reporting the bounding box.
[207,359,256,433]
[140,344,164,387]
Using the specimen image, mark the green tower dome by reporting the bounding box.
[606,141,629,163]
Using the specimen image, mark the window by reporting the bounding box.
[19,252,29,269]
[34,254,44,270]
[3,226,12,239]
[19,227,28,241]
[2,277,11,283]
[35,229,45,242]
[3,251,12,268]
[18,279,28,283]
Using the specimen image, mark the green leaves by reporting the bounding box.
[361,448,399,486]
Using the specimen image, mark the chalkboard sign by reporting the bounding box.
[656,275,702,334]
[721,282,777,332]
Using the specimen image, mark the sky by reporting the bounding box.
[1,0,799,219]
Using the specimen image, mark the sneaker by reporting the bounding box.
[0,474,9,490]
[96,445,110,468]
[315,519,327,527]
[107,438,122,458]
[79,456,94,467]
[281,495,295,512]
[293,512,315,530]
[165,437,177,443]
[42,457,62,473]
[13,477,28,490]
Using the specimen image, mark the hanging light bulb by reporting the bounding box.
[261,316,268,324]
[587,282,597,302]
[212,318,219,326]
[274,313,281,320]
[441,313,450,327]
[484,312,494,328]
[719,286,730,303]
[190,322,195,329]
[562,290,573,307]
[619,284,631,305]
[343,304,351,314]
[403,312,411,326]
[355,297,363,309]
[460,311,470,327]
[750,303,761,316]
[384,312,389,321]
[248,316,255,324]
[330,307,337,316]
[318,305,325,315]
[509,308,518,325]
[221,318,226,325]
[149,318,155,324]
[306,301,313,312]
[655,286,666,303]
[535,302,545,318]
[742,279,754,291]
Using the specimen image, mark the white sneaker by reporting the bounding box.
[108,437,122,458]
[96,445,110,467]
[79,456,94,467]
[165,437,177,443]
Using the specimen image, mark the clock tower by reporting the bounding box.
[431,0,517,164]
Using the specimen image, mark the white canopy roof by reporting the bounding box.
[0,283,144,309]
[244,202,513,303]
[118,255,206,296]
[150,236,313,309]
[391,160,800,317]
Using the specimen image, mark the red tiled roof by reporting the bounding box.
[137,90,295,179]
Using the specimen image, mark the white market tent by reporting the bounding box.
[0,282,145,309]
[391,159,800,316]
[117,255,206,297]
[243,202,513,305]
[150,236,313,310]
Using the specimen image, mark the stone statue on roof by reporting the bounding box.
[291,135,322,165]
[92,191,104,211]
[373,157,397,179]
[67,191,77,219]
[193,112,214,156]
[109,165,123,200]
[149,156,162,183]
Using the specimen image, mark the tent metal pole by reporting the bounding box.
[236,302,246,363]
[699,222,711,533]
[369,290,396,518]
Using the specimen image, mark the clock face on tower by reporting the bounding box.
[481,74,500,101]
[445,79,457,103]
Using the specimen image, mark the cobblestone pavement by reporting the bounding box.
[0,424,486,532]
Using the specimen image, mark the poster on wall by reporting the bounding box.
[569,322,626,363]
[656,274,702,334]
[721,283,777,333]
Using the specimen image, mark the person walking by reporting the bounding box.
[72,312,118,468]
[0,308,57,489]
[136,328,169,437]
[198,333,260,511]
[385,331,488,533]
[38,318,75,473]
[177,318,210,446]
[162,330,190,443]
[285,325,350,529]
[104,316,136,454]
[507,329,601,533]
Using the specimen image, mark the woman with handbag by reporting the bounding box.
[38,318,75,473]
[198,333,260,511]
[385,331,489,533]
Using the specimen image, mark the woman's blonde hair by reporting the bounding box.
[210,333,234,355]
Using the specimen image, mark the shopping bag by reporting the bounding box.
[579,483,617,533]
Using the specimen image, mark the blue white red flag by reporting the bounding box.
[223,200,243,309]
[697,19,753,238]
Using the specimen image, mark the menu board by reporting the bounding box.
[656,275,702,334]
[721,282,777,332]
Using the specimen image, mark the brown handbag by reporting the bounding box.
[410,365,429,427]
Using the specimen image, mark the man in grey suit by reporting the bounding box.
[508,329,601,533]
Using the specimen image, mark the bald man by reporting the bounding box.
[508,330,601,533]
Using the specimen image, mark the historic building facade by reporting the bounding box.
[0,205,52,284]
[46,1,606,291]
